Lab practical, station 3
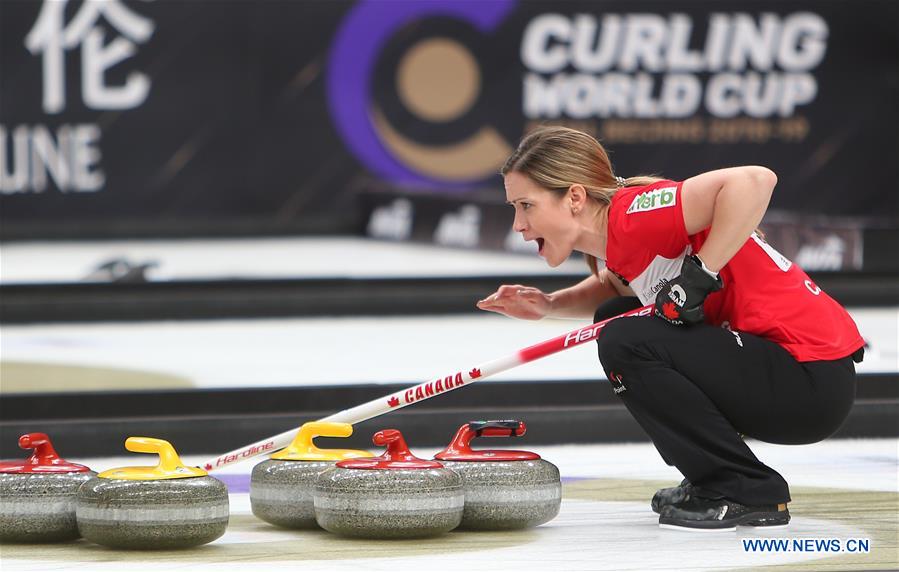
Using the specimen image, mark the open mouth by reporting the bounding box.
[536,237,545,255]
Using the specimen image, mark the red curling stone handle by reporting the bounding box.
[448,421,526,456]
[434,420,540,461]
[20,433,61,465]
[337,429,442,469]
[373,429,417,462]
[467,420,526,439]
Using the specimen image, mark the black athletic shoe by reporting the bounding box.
[651,479,693,514]
[658,497,790,531]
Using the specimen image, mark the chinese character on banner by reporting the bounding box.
[25,0,155,114]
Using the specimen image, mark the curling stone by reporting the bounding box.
[0,433,94,542]
[314,429,463,538]
[76,437,229,549]
[250,421,372,528]
[435,420,561,530]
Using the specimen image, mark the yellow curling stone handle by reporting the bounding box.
[271,422,373,461]
[98,437,208,480]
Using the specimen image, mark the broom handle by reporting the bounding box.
[200,304,652,471]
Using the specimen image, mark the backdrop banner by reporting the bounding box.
[2,0,896,243]
[360,189,875,272]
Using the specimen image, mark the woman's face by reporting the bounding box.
[504,171,579,267]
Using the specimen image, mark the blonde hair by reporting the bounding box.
[502,126,661,275]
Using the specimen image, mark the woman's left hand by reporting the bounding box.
[477,284,552,320]
[654,255,723,326]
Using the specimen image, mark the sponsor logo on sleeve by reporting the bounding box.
[626,186,677,214]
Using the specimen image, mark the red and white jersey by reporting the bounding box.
[605,180,865,362]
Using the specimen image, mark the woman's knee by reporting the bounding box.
[596,316,652,370]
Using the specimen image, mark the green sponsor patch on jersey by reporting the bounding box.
[626,186,677,214]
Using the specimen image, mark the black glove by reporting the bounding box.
[654,255,723,326]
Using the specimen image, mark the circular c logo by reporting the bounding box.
[804,280,821,295]
[670,284,687,306]
[327,1,516,188]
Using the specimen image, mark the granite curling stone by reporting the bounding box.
[250,421,372,528]
[76,437,229,549]
[435,420,561,530]
[314,429,463,539]
[0,433,95,542]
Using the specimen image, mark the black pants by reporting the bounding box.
[594,297,858,505]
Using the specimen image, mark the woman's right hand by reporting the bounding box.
[476,284,552,320]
